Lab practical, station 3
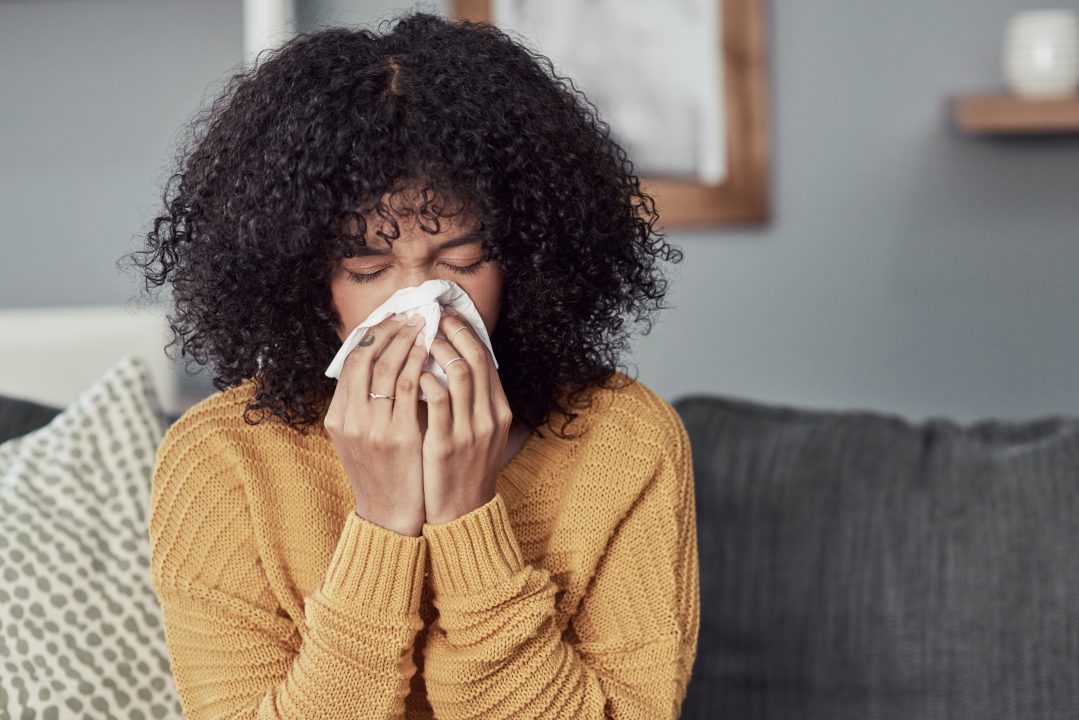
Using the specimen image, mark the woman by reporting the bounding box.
[129,10,698,719]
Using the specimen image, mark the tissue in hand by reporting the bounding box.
[324,279,498,401]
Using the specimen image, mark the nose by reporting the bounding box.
[393,271,438,292]
[392,259,447,292]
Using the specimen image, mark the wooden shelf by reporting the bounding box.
[950,94,1079,135]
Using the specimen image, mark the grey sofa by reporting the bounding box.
[673,392,1079,720]
[5,391,1078,719]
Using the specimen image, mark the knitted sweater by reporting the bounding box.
[147,369,700,719]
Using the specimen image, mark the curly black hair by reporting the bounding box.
[120,9,683,439]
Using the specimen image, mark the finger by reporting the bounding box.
[391,326,429,429]
[486,353,512,429]
[339,313,410,425]
[324,368,347,431]
[428,332,474,429]
[418,370,452,441]
[369,315,427,428]
[439,313,492,419]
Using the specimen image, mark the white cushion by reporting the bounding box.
[0,305,180,415]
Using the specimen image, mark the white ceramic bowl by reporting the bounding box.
[1003,9,1079,97]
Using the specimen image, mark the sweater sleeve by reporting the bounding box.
[419,409,700,719]
[147,419,428,719]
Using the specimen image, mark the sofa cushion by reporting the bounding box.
[0,393,183,444]
[0,355,183,718]
[674,393,1079,720]
[0,394,62,444]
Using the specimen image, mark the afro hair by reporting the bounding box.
[122,9,683,439]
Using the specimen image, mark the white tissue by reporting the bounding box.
[324,279,498,401]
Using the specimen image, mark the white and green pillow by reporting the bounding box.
[0,355,183,719]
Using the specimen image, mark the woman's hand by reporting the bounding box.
[323,312,429,536]
[418,312,514,525]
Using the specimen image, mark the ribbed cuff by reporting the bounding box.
[320,510,427,616]
[422,493,525,596]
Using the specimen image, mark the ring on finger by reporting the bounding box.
[442,356,466,371]
[449,325,470,343]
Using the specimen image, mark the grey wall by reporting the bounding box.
[3,0,1077,423]
[0,0,245,404]
[634,0,1079,423]
[0,0,243,307]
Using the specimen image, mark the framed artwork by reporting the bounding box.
[450,0,771,227]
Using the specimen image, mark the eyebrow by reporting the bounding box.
[348,229,487,257]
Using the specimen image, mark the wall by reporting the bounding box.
[3,0,1077,422]
[636,0,1079,423]
[0,0,245,407]
[0,0,243,307]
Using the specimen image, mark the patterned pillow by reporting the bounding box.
[0,355,183,719]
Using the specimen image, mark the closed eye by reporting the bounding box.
[345,259,486,284]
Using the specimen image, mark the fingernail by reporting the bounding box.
[391,313,407,322]
[407,314,424,326]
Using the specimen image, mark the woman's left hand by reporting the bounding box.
[418,311,513,525]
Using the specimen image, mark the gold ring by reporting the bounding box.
[368,391,395,400]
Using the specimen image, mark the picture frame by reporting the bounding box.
[450,0,771,227]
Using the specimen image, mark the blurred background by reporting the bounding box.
[2,0,1078,424]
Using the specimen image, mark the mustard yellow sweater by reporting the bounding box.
[147,369,700,719]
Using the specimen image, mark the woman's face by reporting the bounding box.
[329,208,504,342]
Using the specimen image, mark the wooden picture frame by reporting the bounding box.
[450,0,771,227]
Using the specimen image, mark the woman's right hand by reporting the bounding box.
[323,312,429,536]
